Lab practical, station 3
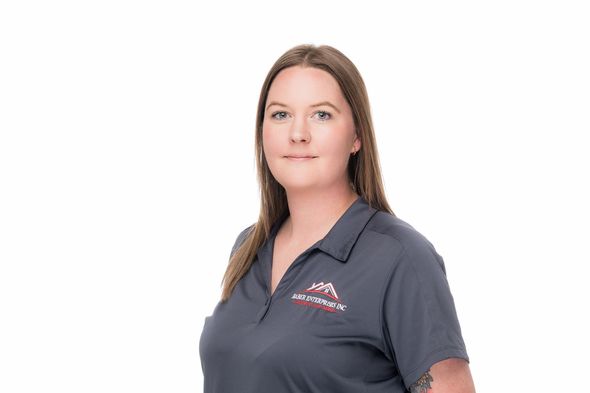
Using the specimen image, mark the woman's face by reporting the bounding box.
[262,66,360,193]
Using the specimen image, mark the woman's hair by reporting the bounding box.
[220,44,394,302]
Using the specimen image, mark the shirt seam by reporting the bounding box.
[366,227,430,251]
[377,243,407,363]
[403,238,445,357]
[376,229,449,380]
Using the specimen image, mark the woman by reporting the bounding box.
[199,44,476,393]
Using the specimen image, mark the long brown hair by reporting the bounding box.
[220,44,394,302]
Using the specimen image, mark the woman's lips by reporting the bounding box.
[285,156,317,161]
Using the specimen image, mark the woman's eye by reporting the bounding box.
[270,110,331,121]
[314,111,332,121]
[271,111,288,120]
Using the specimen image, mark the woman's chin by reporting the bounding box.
[277,178,318,191]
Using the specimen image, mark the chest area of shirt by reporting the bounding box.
[253,250,388,326]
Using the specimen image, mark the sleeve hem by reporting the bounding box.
[403,346,470,390]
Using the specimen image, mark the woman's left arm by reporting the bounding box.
[409,358,476,393]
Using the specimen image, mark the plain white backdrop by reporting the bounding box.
[1,0,588,392]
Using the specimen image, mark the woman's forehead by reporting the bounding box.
[267,67,345,109]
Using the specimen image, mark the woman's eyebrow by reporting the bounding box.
[266,100,341,114]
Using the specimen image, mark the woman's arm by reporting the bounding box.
[409,358,476,393]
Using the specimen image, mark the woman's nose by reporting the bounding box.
[289,119,310,142]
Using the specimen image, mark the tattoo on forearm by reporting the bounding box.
[409,369,434,393]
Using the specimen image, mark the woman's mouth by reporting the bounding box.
[285,156,317,161]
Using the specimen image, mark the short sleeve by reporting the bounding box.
[381,234,469,390]
[229,223,255,259]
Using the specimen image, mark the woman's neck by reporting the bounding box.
[281,186,359,245]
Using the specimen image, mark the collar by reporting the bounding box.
[257,195,378,264]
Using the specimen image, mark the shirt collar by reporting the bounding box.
[258,195,378,264]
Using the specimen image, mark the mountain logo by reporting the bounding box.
[290,281,348,313]
[304,282,340,301]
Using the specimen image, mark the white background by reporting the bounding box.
[1,1,588,392]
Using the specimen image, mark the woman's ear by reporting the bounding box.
[352,133,361,153]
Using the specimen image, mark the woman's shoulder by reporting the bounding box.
[367,210,435,245]
[366,211,444,270]
[235,222,256,240]
[229,223,256,258]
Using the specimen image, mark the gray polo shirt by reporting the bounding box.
[199,196,469,393]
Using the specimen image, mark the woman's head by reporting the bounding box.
[254,44,391,213]
[220,44,393,302]
[262,65,360,194]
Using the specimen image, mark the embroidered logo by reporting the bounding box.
[290,281,348,313]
